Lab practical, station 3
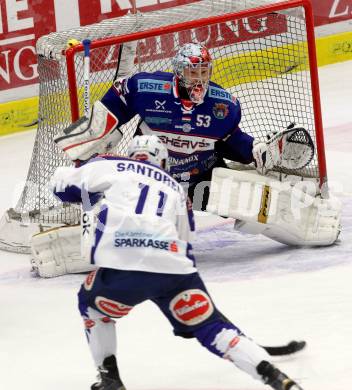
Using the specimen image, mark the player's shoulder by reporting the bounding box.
[207,80,240,108]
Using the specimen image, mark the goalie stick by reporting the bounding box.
[262,340,306,356]
[78,40,137,262]
[80,38,95,263]
[82,39,91,119]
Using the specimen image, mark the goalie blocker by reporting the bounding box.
[54,100,123,162]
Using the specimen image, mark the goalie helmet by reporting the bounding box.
[128,135,168,169]
[172,43,212,104]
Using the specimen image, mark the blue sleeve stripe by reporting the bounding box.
[91,206,109,264]
[53,184,101,208]
[187,198,195,232]
[54,184,83,203]
[186,243,196,266]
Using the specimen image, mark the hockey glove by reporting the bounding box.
[253,124,315,175]
[252,140,277,175]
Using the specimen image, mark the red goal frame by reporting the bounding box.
[64,0,327,186]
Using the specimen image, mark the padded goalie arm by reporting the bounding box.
[207,168,341,246]
[217,126,255,165]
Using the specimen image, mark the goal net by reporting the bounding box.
[0,0,326,253]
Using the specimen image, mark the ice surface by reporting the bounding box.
[0,61,351,390]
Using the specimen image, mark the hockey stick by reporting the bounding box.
[262,340,306,356]
[219,315,306,356]
[80,38,95,263]
[113,41,137,81]
[82,39,91,118]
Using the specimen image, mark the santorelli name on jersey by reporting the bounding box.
[116,160,182,194]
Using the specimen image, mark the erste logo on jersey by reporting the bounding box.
[138,79,172,94]
[208,86,234,102]
[169,289,214,326]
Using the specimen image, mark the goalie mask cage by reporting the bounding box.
[0,0,327,253]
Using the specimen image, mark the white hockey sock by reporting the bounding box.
[83,307,117,367]
[211,328,270,380]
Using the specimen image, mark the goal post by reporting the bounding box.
[0,0,327,253]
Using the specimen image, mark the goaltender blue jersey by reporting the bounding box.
[52,156,197,275]
[101,72,254,184]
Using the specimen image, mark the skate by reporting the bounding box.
[257,361,303,390]
[91,355,126,390]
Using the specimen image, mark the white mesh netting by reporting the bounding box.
[0,0,324,252]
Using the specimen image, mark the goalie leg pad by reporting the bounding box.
[30,225,95,278]
[207,168,341,246]
[54,101,122,161]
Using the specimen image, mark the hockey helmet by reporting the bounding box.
[172,43,212,104]
[128,135,168,169]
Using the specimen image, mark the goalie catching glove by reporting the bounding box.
[54,101,123,162]
[252,124,315,175]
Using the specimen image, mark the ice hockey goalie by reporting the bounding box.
[30,42,341,277]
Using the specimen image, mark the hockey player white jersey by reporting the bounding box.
[52,156,196,275]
